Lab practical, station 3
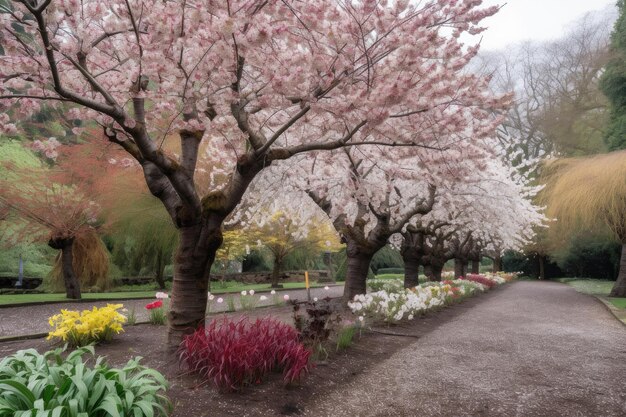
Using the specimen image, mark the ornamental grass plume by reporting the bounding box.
[180,317,311,391]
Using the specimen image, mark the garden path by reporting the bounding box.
[0,285,343,338]
[304,280,626,417]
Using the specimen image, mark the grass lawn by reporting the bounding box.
[0,281,331,306]
[556,278,626,310]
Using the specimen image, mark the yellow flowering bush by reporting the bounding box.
[47,304,127,347]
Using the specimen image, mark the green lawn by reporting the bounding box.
[609,298,626,309]
[374,273,404,280]
[557,278,626,310]
[0,281,330,306]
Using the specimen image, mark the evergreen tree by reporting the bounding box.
[600,0,626,150]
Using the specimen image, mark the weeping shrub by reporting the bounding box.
[50,229,111,291]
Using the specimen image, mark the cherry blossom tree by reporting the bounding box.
[399,156,544,283]
[0,0,505,346]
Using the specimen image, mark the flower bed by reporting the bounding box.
[351,273,515,323]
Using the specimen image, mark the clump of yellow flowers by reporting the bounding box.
[47,304,127,347]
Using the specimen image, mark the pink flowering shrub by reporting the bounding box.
[179,317,311,391]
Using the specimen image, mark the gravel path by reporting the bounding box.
[0,285,343,338]
[304,281,626,417]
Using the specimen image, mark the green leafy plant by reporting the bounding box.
[336,325,358,351]
[0,346,171,417]
[126,306,137,326]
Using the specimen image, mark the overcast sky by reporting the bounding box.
[476,0,617,51]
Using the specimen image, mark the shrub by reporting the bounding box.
[291,299,337,359]
[47,304,126,347]
[0,346,171,417]
[180,317,311,391]
[376,267,405,275]
[368,278,404,292]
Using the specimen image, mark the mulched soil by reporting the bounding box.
[0,290,496,417]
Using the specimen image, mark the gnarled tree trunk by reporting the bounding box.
[492,255,502,273]
[471,260,480,274]
[48,237,81,299]
[403,254,420,289]
[271,255,283,288]
[610,244,626,297]
[454,258,466,278]
[168,215,223,350]
[344,238,376,302]
[155,249,166,290]
[538,255,546,280]
[424,262,444,281]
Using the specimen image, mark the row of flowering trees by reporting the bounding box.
[0,0,539,348]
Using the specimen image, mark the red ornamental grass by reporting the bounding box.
[179,316,311,391]
[464,274,497,289]
[145,300,163,310]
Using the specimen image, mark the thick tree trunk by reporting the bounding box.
[344,252,374,303]
[492,255,502,273]
[432,263,443,281]
[454,258,465,278]
[155,249,166,290]
[403,255,420,289]
[48,237,81,299]
[538,255,546,280]
[423,264,433,280]
[271,256,283,288]
[471,260,480,274]
[425,263,444,281]
[167,219,223,350]
[60,242,81,299]
[610,244,626,297]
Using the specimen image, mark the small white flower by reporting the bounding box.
[408,314,414,320]
[208,295,215,301]
[249,290,255,295]
[217,297,224,303]
[313,297,318,302]
[155,292,168,299]
[358,316,364,322]
[259,295,268,301]
[271,290,276,295]
[241,290,247,296]
[283,294,290,301]
[324,286,330,290]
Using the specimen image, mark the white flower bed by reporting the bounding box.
[349,284,453,322]
[352,273,517,323]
